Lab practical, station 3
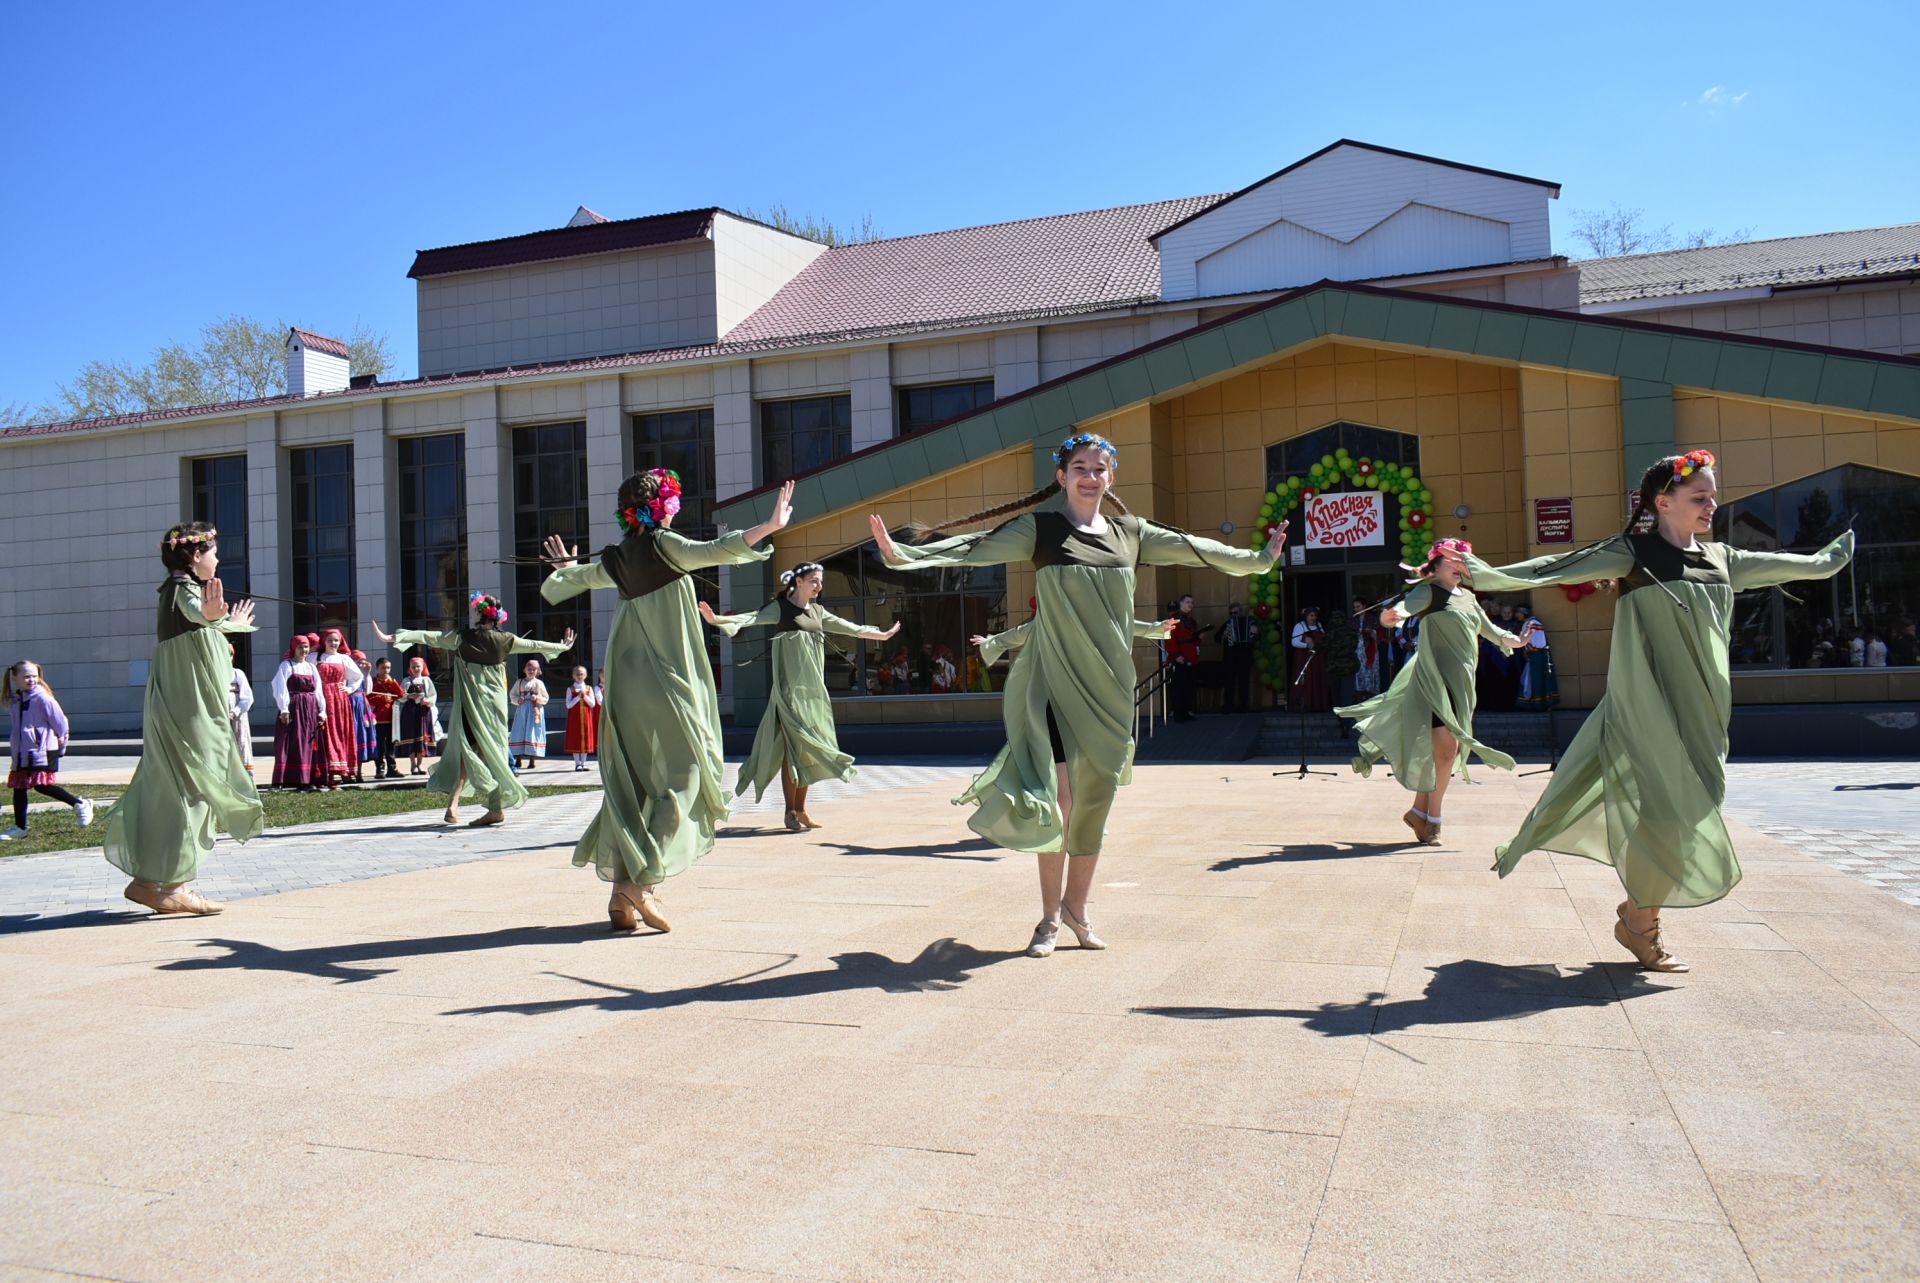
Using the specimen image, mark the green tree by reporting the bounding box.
[738,204,882,247]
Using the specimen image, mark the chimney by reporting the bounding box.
[287,327,352,397]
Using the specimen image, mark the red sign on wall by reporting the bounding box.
[1534,496,1575,544]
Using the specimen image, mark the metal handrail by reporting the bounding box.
[1134,660,1172,741]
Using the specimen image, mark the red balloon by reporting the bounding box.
[1028,596,1038,610]
[1254,604,1272,618]
[1301,486,1318,499]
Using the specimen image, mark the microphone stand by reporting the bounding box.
[1276,644,1337,780]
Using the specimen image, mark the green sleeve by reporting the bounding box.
[885,513,1036,570]
[1725,532,1855,590]
[817,608,869,638]
[979,619,1034,667]
[393,628,461,650]
[1134,618,1175,641]
[1474,606,1524,651]
[541,559,616,604]
[1137,520,1277,577]
[707,601,782,637]
[1465,536,1636,591]
[509,634,574,659]
[175,582,259,635]
[658,529,774,572]
[1398,584,1436,618]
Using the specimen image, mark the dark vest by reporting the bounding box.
[456,627,517,666]
[599,532,687,600]
[776,596,825,636]
[1030,511,1141,570]
[1620,533,1728,596]
[1414,586,1463,620]
[155,575,204,643]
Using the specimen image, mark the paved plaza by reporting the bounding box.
[2,757,1917,1280]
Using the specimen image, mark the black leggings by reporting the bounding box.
[14,784,81,829]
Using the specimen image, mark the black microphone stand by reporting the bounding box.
[1276,644,1337,780]
[1518,649,1561,776]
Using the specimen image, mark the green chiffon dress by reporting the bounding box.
[979,617,1174,667]
[887,507,1276,855]
[103,576,264,885]
[1467,530,1855,907]
[706,597,866,802]
[391,626,572,813]
[1336,583,1523,791]
[541,528,771,884]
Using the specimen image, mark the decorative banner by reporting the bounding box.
[1534,495,1574,544]
[1305,490,1385,548]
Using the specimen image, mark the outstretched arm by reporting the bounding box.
[657,528,776,574]
[510,628,577,660]
[1137,519,1286,577]
[819,608,899,642]
[1726,531,1855,590]
[699,600,782,637]
[974,619,1034,668]
[390,627,462,651]
[866,512,1037,570]
[1464,536,1635,592]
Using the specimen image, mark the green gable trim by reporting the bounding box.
[715,281,1920,529]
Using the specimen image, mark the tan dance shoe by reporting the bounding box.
[442,807,460,826]
[124,880,224,916]
[467,810,505,828]
[608,882,642,932]
[1060,904,1107,950]
[783,808,807,833]
[637,887,671,933]
[1423,820,1443,847]
[1614,918,1689,973]
[1402,808,1434,844]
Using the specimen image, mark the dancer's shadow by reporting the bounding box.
[445,937,1024,1018]
[818,838,1002,862]
[156,923,617,984]
[1210,841,1410,872]
[1833,782,1917,791]
[0,909,148,935]
[1134,959,1635,1038]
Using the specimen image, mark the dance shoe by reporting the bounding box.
[1402,809,1434,844]
[1060,904,1107,950]
[467,810,506,828]
[783,809,807,833]
[1614,918,1689,973]
[1026,920,1060,957]
[124,880,224,916]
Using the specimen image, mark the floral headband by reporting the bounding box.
[617,469,684,534]
[469,592,509,625]
[780,562,824,589]
[1662,449,1716,491]
[1052,433,1118,466]
[165,526,216,549]
[1402,538,1474,583]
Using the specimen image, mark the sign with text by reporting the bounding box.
[1305,490,1385,548]
[1533,496,1575,545]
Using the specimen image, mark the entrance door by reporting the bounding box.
[1284,565,1402,635]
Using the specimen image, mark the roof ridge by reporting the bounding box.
[1586,221,1920,268]
[827,193,1229,251]
[412,206,721,256]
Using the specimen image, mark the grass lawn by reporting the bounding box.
[1,782,601,858]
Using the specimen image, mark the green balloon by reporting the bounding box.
[1336,447,1351,459]
[1287,477,1301,489]
[1419,489,1433,504]
[1319,453,1334,467]
[1264,490,1278,504]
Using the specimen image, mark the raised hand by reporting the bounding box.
[697,600,720,624]
[743,480,796,546]
[369,619,395,643]
[1264,519,1289,561]
[228,599,256,628]
[879,621,902,640]
[542,533,579,569]
[1380,607,1405,628]
[969,634,990,650]
[868,514,902,566]
[560,628,578,651]
[203,577,228,621]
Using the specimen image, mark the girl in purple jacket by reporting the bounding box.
[5,660,90,839]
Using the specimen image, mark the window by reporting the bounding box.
[289,444,356,638]
[633,409,716,537]
[897,380,994,436]
[760,394,851,482]
[1713,464,1920,670]
[190,455,250,674]
[511,422,592,664]
[808,537,1008,697]
[1266,423,1421,568]
[396,435,468,691]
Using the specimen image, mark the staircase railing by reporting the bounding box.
[1134,660,1172,741]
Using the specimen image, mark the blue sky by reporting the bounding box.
[4,0,1914,413]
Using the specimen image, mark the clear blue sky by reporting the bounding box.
[4,0,1914,413]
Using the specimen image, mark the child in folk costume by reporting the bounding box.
[1466,450,1854,971]
[563,665,598,771]
[394,655,438,775]
[700,561,901,831]
[870,432,1285,958]
[348,649,379,781]
[313,629,363,788]
[370,597,574,828]
[1335,539,1523,847]
[4,660,91,839]
[227,643,255,780]
[1515,612,1559,710]
[540,470,792,933]
[366,657,405,778]
[270,633,324,790]
[102,523,262,915]
[508,658,550,771]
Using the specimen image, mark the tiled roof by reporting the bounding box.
[1580,223,1920,305]
[407,208,718,279]
[722,195,1225,345]
[289,327,350,358]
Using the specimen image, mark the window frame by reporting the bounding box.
[896,379,995,437]
[288,443,357,640]
[758,393,852,484]
[190,453,252,675]
[509,421,592,665]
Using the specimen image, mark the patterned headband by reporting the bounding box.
[469,592,509,625]
[1052,433,1118,466]
[1661,449,1716,491]
[780,562,824,588]
[617,469,684,535]
[165,526,216,549]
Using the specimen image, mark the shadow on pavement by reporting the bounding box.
[0,909,148,934]
[1210,841,1412,872]
[817,838,1003,862]
[445,937,1025,1017]
[1133,959,1648,1037]
[158,923,624,984]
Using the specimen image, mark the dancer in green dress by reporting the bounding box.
[1336,538,1523,846]
[870,432,1286,957]
[1467,450,1854,971]
[700,562,901,833]
[104,522,263,915]
[368,597,574,828]
[973,616,1177,667]
[539,471,794,933]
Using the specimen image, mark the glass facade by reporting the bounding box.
[897,380,994,436]
[760,394,851,482]
[811,536,1007,697]
[1714,464,1920,670]
[634,409,722,682]
[289,444,356,637]
[395,434,468,691]
[190,454,251,675]
[511,422,591,663]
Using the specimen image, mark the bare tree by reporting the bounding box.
[0,399,52,429]
[739,204,882,247]
[1569,205,1757,259]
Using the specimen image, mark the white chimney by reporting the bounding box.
[287,327,351,397]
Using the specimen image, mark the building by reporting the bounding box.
[3,140,1917,736]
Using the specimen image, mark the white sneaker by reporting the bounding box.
[0,826,26,840]
[75,799,95,828]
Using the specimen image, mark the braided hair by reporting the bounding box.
[914,434,1129,538]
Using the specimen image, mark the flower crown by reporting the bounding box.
[780,562,824,589]
[1052,433,1118,466]
[617,469,684,534]
[165,525,217,549]
[469,592,508,625]
[1402,538,1474,582]
[1661,449,1716,491]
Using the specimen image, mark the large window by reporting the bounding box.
[1266,422,1421,569]
[396,435,468,692]
[289,444,356,637]
[511,422,591,664]
[760,394,851,482]
[1714,464,1920,670]
[807,536,1007,697]
[190,455,251,674]
[633,409,716,537]
[897,380,994,436]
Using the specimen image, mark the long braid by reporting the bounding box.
[912,482,1061,540]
